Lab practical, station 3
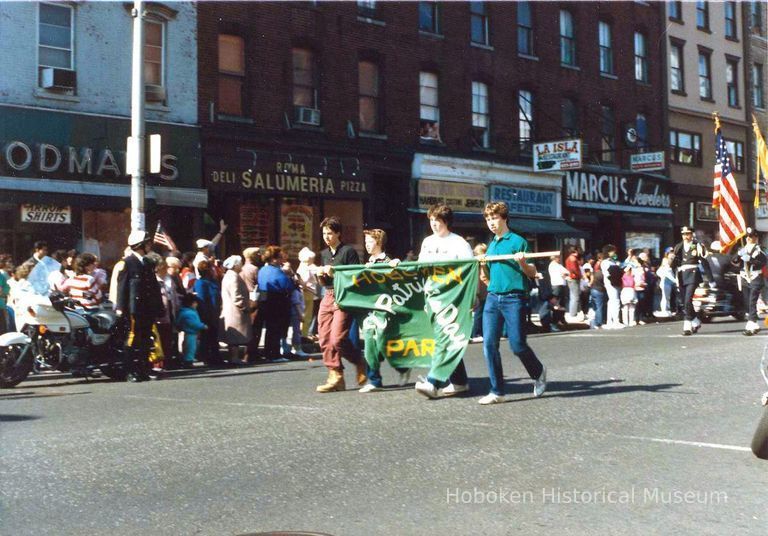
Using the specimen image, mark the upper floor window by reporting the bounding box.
[218,34,245,116]
[699,50,712,100]
[419,71,441,142]
[357,0,377,18]
[696,1,709,30]
[419,1,439,34]
[519,90,533,153]
[358,61,380,133]
[754,63,765,109]
[668,1,682,21]
[292,48,319,117]
[750,2,764,35]
[725,2,738,39]
[144,20,165,102]
[560,10,576,66]
[726,57,739,107]
[561,98,578,137]
[470,1,489,45]
[600,105,616,164]
[598,21,613,75]
[471,81,490,149]
[725,139,744,171]
[635,113,648,148]
[669,130,702,167]
[670,41,685,93]
[634,32,648,83]
[517,1,533,56]
[38,2,73,71]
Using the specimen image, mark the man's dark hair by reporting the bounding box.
[427,203,453,229]
[74,253,97,276]
[181,293,198,308]
[34,241,48,251]
[320,216,342,234]
[602,244,617,256]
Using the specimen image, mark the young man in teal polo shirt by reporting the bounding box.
[478,202,547,405]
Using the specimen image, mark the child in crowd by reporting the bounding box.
[620,269,637,327]
[175,293,207,368]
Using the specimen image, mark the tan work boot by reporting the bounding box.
[316,368,345,393]
[356,361,368,386]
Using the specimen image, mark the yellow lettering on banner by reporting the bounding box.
[431,266,446,283]
[385,338,435,357]
[422,338,435,356]
[386,339,404,356]
[353,272,373,287]
[448,268,463,284]
[403,339,420,356]
[371,271,387,284]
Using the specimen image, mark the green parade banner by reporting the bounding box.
[333,259,479,383]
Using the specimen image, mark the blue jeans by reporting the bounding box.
[482,293,544,396]
[471,298,485,338]
[590,289,606,327]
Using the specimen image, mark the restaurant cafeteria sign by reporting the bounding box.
[206,156,369,199]
[20,204,71,224]
[533,139,582,172]
[565,170,671,214]
[489,185,557,218]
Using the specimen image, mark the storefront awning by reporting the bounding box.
[507,217,589,238]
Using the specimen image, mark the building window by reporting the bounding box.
[670,41,685,93]
[419,1,439,33]
[519,90,533,153]
[218,34,245,116]
[357,0,376,18]
[750,2,764,35]
[560,10,576,66]
[725,1,738,39]
[470,1,489,45]
[38,2,73,72]
[358,61,380,133]
[600,105,616,164]
[419,71,441,142]
[696,1,709,30]
[668,1,682,21]
[471,81,490,149]
[561,98,578,137]
[725,140,744,171]
[292,48,319,121]
[754,63,765,109]
[726,58,739,107]
[144,20,165,101]
[635,112,648,148]
[634,32,648,83]
[599,21,613,75]
[699,50,712,100]
[517,1,533,56]
[670,130,702,167]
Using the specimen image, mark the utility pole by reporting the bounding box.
[129,0,146,231]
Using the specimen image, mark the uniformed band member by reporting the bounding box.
[735,227,766,336]
[671,226,709,336]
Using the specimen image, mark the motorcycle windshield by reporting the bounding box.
[27,256,62,297]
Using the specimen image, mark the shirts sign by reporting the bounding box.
[418,180,485,212]
[20,204,71,224]
[489,185,557,218]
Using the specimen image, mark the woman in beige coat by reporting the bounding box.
[220,255,252,364]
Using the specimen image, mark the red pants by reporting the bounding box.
[317,290,360,370]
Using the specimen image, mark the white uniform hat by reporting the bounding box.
[128,230,151,248]
[196,239,213,249]
[222,255,243,270]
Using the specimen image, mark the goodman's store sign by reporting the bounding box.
[565,170,671,214]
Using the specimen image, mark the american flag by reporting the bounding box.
[712,128,746,252]
[153,221,177,252]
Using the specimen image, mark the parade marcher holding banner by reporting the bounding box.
[671,226,709,336]
[735,228,766,336]
[477,202,547,405]
[315,217,366,393]
[414,203,474,398]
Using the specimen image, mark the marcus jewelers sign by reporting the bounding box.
[206,156,370,199]
[565,170,671,214]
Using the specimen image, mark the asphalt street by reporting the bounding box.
[2,319,767,536]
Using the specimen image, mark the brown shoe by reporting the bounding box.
[356,361,368,386]
[316,368,346,393]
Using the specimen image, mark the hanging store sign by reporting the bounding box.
[630,151,665,172]
[489,185,557,218]
[20,204,71,224]
[533,139,582,172]
[417,179,485,212]
[696,202,719,222]
[565,170,671,214]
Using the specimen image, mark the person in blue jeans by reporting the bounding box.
[588,252,607,329]
[477,202,547,405]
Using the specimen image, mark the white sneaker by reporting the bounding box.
[398,369,411,386]
[415,379,438,399]
[533,365,547,398]
[478,393,505,405]
[469,336,483,344]
[359,383,382,393]
[440,383,470,397]
[691,317,702,333]
[682,320,692,336]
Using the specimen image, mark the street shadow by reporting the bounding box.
[466,377,683,400]
[0,391,91,401]
[160,367,305,382]
[0,391,35,398]
[0,414,42,422]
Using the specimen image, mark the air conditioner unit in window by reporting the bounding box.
[40,67,76,90]
[294,106,321,126]
[146,84,166,103]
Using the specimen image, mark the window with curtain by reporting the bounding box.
[470,1,489,45]
[517,2,533,55]
[292,48,318,109]
[726,58,739,107]
[419,1,439,33]
[472,81,490,148]
[751,2,765,34]
[669,130,702,166]
[698,50,712,99]
[145,20,164,88]
[519,90,533,152]
[670,42,684,92]
[358,61,380,133]
[419,72,440,141]
[560,10,576,66]
[599,21,613,75]
[218,34,245,116]
[754,63,765,108]
[725,2,737,39]
[634,32,648,82]
[696,1,709,30]
[725,139,744,171]
[601,105,615,163]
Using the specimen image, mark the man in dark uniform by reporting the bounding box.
[736,227,766,336]
[672,226,709,336]
[116,230,164,382]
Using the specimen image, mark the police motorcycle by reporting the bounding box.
[0,258,128,388]
[751,343,768,460]
[692,241,745,323]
